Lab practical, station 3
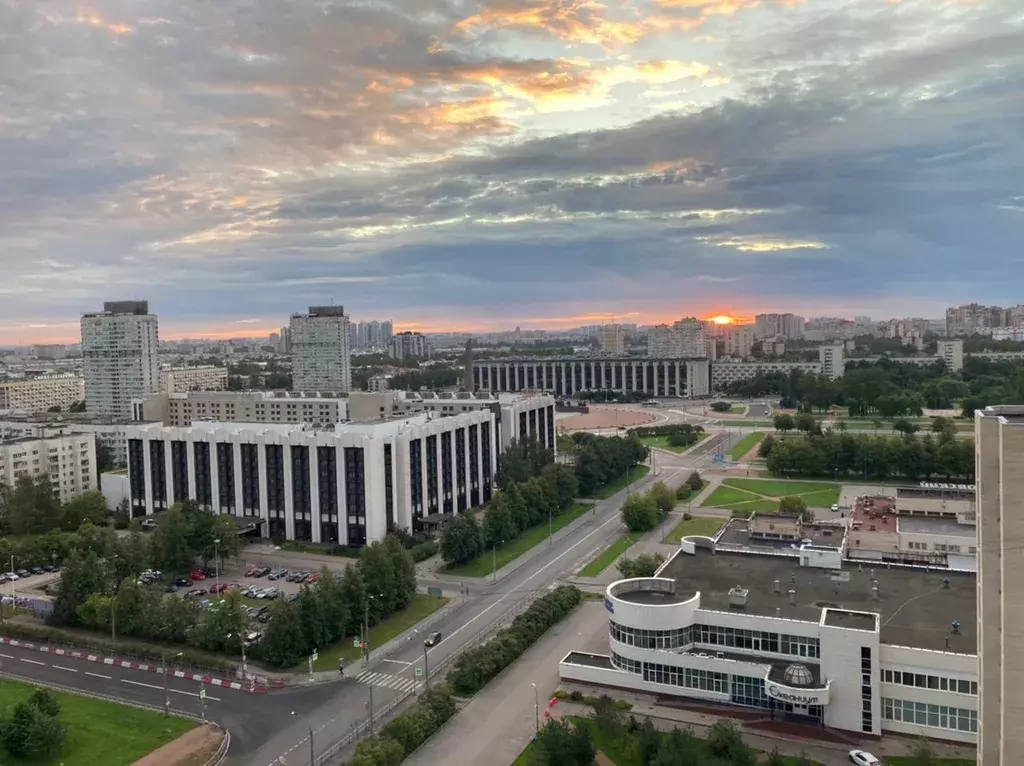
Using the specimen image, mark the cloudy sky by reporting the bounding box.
[1,0,1022,343]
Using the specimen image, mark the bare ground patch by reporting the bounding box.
[132,723,225,766]
[558,406,658,430]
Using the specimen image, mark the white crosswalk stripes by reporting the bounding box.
[354,670,418,693]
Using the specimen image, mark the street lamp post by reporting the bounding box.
[423,641,430,692]
[213,538,221,595]
[163,651,182,716]
[531,683,539,736]
[291,711,314,766]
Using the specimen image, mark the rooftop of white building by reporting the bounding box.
[644,549,976,653]
[897,516,975,537]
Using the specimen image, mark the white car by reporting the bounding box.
[849,750,882,766]
[831,503,840,512]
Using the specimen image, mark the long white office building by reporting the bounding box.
[473,357,712,398]
[124,395,556,546]
[561,539,978,744]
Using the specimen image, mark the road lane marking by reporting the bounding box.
[20,659,44,666]
[53,665,77,673]
[86,672,112,680]
[382,658,412,667]
[0,653,13,659]
[122,679,163,691]
[169,688,221,701]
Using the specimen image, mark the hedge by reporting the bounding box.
[348,685,457,766]
[446,586,582,696]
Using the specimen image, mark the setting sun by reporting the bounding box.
[710,315,735,325]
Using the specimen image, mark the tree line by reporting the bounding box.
[569,433,649,497]
[759,431,975,482]
[0,476,112,538]
[440,439,579,567]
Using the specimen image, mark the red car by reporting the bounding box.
[190,570,207,581]
[305,571,320,584]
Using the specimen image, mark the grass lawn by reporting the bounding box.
[666,516,725,544]
[799,488,842,507]
[727,432,764,461]
[279,540,361,558]
[590,466,651,499]
[885,759,974,766]
[722,478,840,497]
[638,435,704,454]
[723,499,781,513]
[579,533,640,577]
[728,405,747,414]
[445,503,595,577]
[301,593,449,671]
[702,485,762,507]
[0,678,195,765]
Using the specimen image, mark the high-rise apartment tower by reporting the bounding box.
[290,306,352,393]
[81,300,160,419]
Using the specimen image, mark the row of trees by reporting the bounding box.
[620,482,676,533]
[570,433,649,497]
[256,537,416,668]
[759,432,975,481]
[772,411,961,439]
[0,476,110,537]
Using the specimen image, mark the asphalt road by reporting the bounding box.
[745,402,771,419]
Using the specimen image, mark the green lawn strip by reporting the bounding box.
[638,436,703,454]
[666,516,725,544]
[723,478,840,497]
[701,485,762,507]
[578,533,641,577]
[723,499,780,513]
[727,432,765,460]
[729,405,747,414]
[0,678,195,766]
[278,540,361,558]
[590,466,651,499]
[299,594,449,671]
[798,488,842,507]
[511,741,536,765]
[885,759,974,766]
[445,503,595,577]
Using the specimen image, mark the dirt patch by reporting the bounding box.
[132,723,224,766]
[558,406,658,430]
[596,751,617,766]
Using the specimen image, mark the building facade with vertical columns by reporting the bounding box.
[124,399,555,547]
[472,356,711,398]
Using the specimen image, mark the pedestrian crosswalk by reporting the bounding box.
[354,670,419,693]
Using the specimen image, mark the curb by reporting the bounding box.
[0,637,268,694]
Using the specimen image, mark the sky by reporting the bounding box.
[0,0,1022,344]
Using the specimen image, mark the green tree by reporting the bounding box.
[710,401,732,412]
[616,553,665,579]
[339,565,367,637]
[906,738,939,766]
[440,514,483,566]
[647,482,676,517]
[95,440,115,471]
[53,549,111,626]
[0,474,61,536]
[778,495,811,520]
[652,728,701,766]
[2,693,66,760]
[150,506,195,574]
[541,463,579,510]
[531,718,595,766]
[359,541,398,620]
[59,491,109,531]
[312,568,349,646]
[685,471,703,492]
[621,494,659,533]
[773,413,795,432]
[256,599,307,668]
[483,496,516,548]
[892,418,919,436]
[794,412,816,433]
[706,720,755,765]
[349,737,405,766]
[383,535,417,611]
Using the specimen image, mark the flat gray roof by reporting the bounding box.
[717,519,845,550]
[898,516,975,538]
[655,550,975,654]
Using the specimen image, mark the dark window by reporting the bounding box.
[193,442,212,508]
[318,446,338,543]
[410,439,423,518]
[384,444,395,531]
[426,435,439,513]
[241,444,259,514]
[468,424,480,506]
[148,440,166,509]
[217,443,235,513]
[455,427,467,512]
[291,446,311,542]
[128,439,146,517]
[546,406,555,450]
[441,431,453,515]
[345,447,366,546]
[265,445,285,540]
[171,441,189,503]
[481,422,492,502]
[519,411,528,442]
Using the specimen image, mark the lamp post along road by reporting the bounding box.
[423,642,430,691]
[531,683,539,735]
[214,538,221,594]
[291,711,314,766]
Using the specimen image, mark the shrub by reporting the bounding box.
[349,686,458,765]
[2,689,66,759]
[621,494,660,533]
[409,541,438,563]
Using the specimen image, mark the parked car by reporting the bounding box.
[41,564,56,573]
[190,570,207,581]
[286,593,299,603]
[245,565,260,577]
[6,573,19,581]
[424,631,443,647]
[16,569,29,578]
[30,567,43,576]
[305,571,320,584]
[165,584,177,593]
[254,566,271,577]
[831,503,840,512]
[174,577,193,587]
[0,575,8,584]
[848,750,882,766]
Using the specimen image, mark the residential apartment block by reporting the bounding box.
[937,339,965,373]
[0,375,84,413]
[725,326,756,359]
[818,344,846,380]
[0,429,96,504]
[81,300,160,420]
[389,331,430,361]
[159,365,229,393]
[648,318,706,358]
[290,306,352,393]
[754,313,805,339]
[600,324,625,354]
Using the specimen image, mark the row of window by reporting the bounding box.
[644,662,730,694]
[882,698,978,733]
[609,621,821,660]
[881,670,977,695]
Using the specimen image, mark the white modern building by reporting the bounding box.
[937,339,965,373]
[818,344,846,381]
[81,301,160,419]
[648,319,706,358]
[0,430,96,503]
[561,540,978,744]
[472,356,711,398]
[0,375,84,413]
[159,365,229,393]
[710,360,825,389]
[125,412,501,545]
[389,331,430,361]
[600,324,625,355]
[290,306,352,393]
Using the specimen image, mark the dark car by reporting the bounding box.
[424,631,442,647]
[41,564,56,573]
[30,567,43,576]
[174,577,193,587]
[16,569,29,578]
[165,584,177,593]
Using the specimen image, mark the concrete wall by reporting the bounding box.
[100,472,129,511]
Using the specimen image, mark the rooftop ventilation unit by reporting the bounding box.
[728,585,749,609]
[788,589,796,606]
